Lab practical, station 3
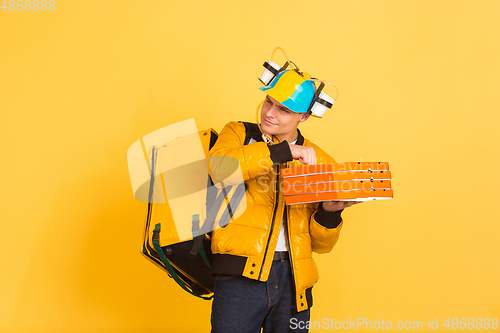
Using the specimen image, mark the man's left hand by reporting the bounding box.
[322,200,362,212]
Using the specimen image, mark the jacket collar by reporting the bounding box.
[271,128,304,146]
[295,128,305,146]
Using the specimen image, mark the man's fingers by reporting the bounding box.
[305,147,316,165]
[305,150,311,165]
[289,145,317,165]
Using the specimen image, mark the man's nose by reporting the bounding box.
[266,104,278,117]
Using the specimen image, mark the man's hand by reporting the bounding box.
[322,200,362,212]
[289,145,317,165]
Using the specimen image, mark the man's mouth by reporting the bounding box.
[264,119,276,126]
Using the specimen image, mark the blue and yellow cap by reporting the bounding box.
[259,70,316,114]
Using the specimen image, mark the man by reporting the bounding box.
[208,62,359,333]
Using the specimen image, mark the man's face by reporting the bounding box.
[260,95,310,141]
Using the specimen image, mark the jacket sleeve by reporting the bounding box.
[305,141,344,254]
[208,122,293,184]
[309,203,344,253]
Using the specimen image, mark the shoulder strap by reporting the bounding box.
[240,122,263,145]
[209,129,218,148]
[189,124,255,258]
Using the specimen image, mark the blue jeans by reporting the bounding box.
[211,259,310,333]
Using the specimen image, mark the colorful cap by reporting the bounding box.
[259,70,316,114]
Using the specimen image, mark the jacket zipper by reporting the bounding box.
[257,164,281,280]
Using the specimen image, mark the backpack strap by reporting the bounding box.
[189,123,259,258]
[217,183,247,228]
[152,223,213,300]
[191,214,211,269]
[189,184,233,257]
[240,121,264,145]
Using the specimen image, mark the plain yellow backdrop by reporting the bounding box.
[1,0,499,332]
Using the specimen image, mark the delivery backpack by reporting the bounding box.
[141,122,262,300]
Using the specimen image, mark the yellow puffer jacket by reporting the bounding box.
[208,121,344,312]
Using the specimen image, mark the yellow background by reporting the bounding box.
[1,0,499,332]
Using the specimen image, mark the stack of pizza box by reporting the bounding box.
[282,162,393,205]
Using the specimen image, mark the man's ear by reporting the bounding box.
[299,113,311,123]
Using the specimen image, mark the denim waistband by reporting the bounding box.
[272,251,289,261]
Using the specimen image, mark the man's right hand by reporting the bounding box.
[289,145,317,165]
